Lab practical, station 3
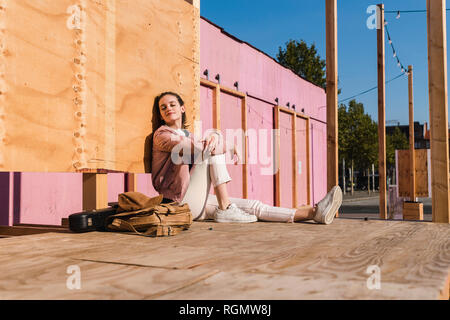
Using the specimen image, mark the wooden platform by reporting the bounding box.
[0,218,448,300]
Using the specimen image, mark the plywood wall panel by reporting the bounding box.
[398,149,429,198]
[415,149,429,197]
[1,0,77,172]
[0,0,199,173]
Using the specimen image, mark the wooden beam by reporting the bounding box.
[306,118,311,206]
[274,106,281,207]
[220,85,246,98]
[213,84,221,130]
[377,3,387,219]
[200,77,219,89]
[242,95,248,199]
[292,114,298,208]
[408,65,416,201]
[126,173,137,192]
[326,0,338,192]
[427,0,450,223]
[82,173,108,210]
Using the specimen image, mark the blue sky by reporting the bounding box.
[201,0,450,126]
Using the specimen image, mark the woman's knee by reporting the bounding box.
[209,156,231,187]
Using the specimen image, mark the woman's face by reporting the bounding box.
[158,94,185,127]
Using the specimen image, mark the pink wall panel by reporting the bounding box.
[200,18,327,208]
[0,172,160,226]
[310,120,327,206]
[108,173,125,204]
[246,97,275,206]
[219,92,244,198]
[200,85,214,137]
[16,173,82,225]
[296,117,309,206]
[279,111,293,208]
[137,173,159,198]
[200,21,241,90]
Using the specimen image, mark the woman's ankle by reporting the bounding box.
[218,201,231,210]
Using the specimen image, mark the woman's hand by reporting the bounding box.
[232,144,241,165]
[201,133,219,156]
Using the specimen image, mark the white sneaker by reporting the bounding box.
[314,186,343,225]
[214,203,258,223]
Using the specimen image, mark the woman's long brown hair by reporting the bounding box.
[152,92,188,132]
[146,92,188,174]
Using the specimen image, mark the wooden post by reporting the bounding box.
[351,160,354,195]
[427,0,450,223]
[213,84,221,130]
[343,158,346,195]
[242,95,248,199]
[274,106,281,207]
[326,0,338,192]
[292,114,298,207]
[306,117,311,206]
[408,66,416,202]
[82,173,108,211]
[126,173,137,192]
[372,163,375,191]
[377,3,387,219]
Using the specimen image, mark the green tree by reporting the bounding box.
[276,39,326,89]
[386,126,409,169]
[339,100,378,171]
[338,100,378,191]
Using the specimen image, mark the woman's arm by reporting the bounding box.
[153,128,205,155]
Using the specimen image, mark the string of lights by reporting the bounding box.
[338,14,409,104]
[384,21,408,75]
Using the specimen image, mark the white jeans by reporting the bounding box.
[180,154,296,223]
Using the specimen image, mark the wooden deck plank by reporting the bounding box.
[0,255,218,300]
[0,219,448,299]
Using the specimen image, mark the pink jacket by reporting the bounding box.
[151,125,229,202]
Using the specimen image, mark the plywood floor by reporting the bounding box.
[0,218,448,300]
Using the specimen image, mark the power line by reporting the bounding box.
[385,9,450,14]
[338,15,409,104]
[338,73,405,104]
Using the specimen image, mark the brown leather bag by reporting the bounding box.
[106,192,192,237]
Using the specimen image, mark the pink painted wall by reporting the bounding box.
[0,172,159,226]
[246,97,275,206]
[200,17,327,208]
[0,16,327,227]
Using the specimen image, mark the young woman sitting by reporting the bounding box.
[150,91,342,224]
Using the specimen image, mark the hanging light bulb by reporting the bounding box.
[389,39,392,44]
[393,51,397,58]
[396,11,401,19]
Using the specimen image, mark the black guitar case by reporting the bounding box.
[68,202,119,233]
